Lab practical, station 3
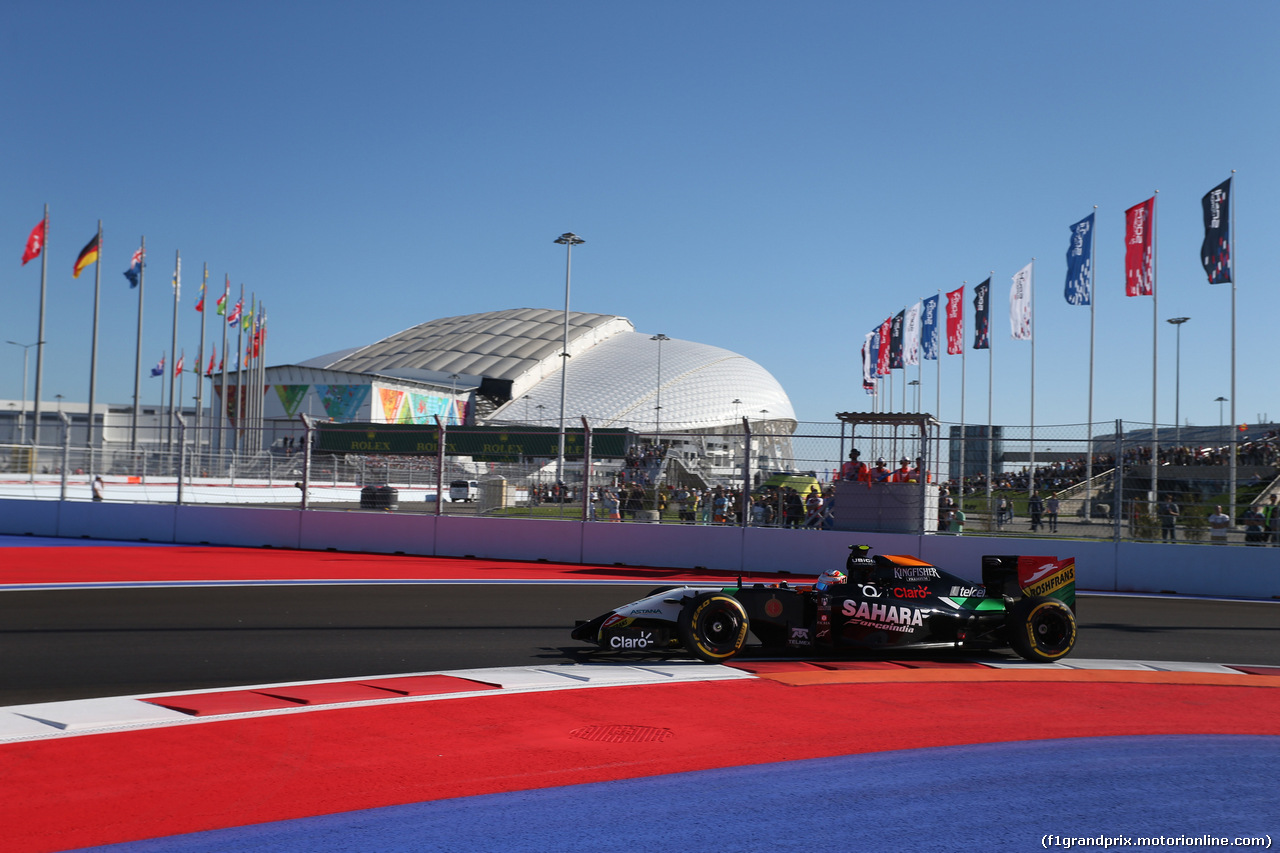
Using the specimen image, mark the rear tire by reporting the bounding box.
[1007,596,1077,662]
[678,593,749,663]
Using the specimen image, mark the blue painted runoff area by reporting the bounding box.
[83,735,1280,852]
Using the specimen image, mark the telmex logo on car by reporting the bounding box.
[842,600,925,632]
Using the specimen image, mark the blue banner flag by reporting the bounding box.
[920,294,940,360]
[1201,178,1231,284]
[1065,213,1094,305]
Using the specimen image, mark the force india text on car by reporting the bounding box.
[571,545,1078,664]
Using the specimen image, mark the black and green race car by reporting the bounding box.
[571,545,1077,664]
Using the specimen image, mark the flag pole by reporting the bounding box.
[87,221,104,465]
[130,237,146,453]
[167,251,181,456]
[218,276,230,467]
[1228,170,1237,525]
[1086,205,1097,518]
[959,283,966,487]
[235,283,246,455]
[935,289,942,480]
[194,264,208,471]
[32,204,48,450]
[1029,259,1036,495]
[986,272,994,514]
[177,349,185,436]
[1150,191,1159,512]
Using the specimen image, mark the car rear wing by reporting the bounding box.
[981,555,1076,611]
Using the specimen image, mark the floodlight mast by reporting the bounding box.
[553,232,584,487]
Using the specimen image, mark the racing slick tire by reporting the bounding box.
[1006,596,1077,663]
[678,593,749,663]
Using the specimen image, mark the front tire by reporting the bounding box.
[1007,596,1077,662]
[678,593,749,663]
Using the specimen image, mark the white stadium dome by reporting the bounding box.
[298,308,796,433]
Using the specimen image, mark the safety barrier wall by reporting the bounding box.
[1,498,1276,600]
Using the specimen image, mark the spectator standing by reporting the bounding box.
[803,487,824,529]
[91,476,105,502]
[1158,495,1180,542]
[1208,505,1231,544]
[1243,506,1267,545]
[1028,491,1045,532]
[1045,494,1060,533]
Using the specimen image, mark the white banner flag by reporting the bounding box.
[1010,263,1033,340]
[903,301,922,365]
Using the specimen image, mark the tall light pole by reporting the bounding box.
[1167,317,1190,447]
[907,379,920,412]
[1216,396,1228,446]
[6,339,41,445]
[650,334,669,438]
[553,232,583,487]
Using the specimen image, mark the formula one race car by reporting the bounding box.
[571,545,1077,664]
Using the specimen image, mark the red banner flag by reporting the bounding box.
[945,285,964,355]
[206,346,217,376]
[876,317,892,376]
[22,219,46,265]
[1124,196,1155,296]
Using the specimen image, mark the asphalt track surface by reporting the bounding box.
[3,536,1279,852]
[4,586,1280,705]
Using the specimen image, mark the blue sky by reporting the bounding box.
[2,1,1277,436]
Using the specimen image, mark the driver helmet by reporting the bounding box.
[814,569,847,592]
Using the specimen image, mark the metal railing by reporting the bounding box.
[2,417,1277,545]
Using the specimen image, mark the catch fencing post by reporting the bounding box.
[175,413,187,505]
[581,416,594,522]
[1114,419,1123,543]
[434,415,445,518]
[59,412,71,501]
[299,414,315,510]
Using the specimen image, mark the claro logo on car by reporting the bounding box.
[610,630,655,649]
[842,600,925,632]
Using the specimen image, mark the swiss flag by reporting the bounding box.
[22,219,45,265]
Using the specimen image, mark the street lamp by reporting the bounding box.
[1167,317,1190,447]
[6,339,42,445]
[1216,396,1228,444]
[553,232,584,487]
[650,334,669,438]
[907,379,921,412]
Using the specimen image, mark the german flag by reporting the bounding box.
[73,233,100,279]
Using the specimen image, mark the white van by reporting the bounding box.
[449,480,479,502]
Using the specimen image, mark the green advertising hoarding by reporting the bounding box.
[314,423,632,461]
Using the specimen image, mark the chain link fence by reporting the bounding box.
[2,416,1277,545]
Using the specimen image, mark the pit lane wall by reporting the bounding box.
[1,497,1276,600]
